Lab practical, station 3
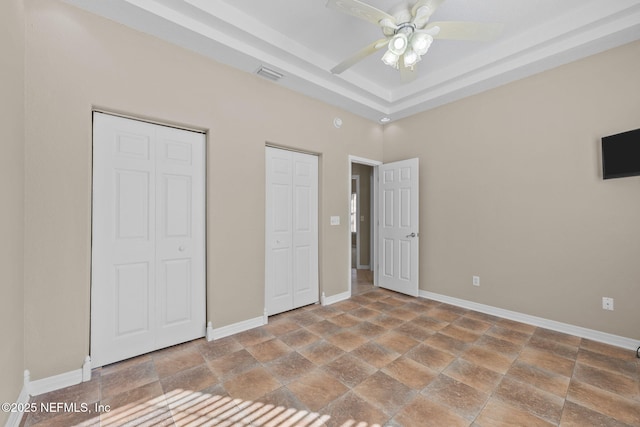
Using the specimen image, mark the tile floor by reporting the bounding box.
[19,276,640,427]
[351,268,375,296]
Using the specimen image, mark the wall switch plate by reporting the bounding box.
[330,216,340,225]
[602,297,614,311]
[472,276,480,287]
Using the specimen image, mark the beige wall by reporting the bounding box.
[0,0,25,422]
[352,163,372,266]
[23,0,383,380]
[384,41,640,340]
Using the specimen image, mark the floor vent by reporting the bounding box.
[256,66,284,82]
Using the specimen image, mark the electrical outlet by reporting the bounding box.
[602,297,614,311]
[472,276,480,287]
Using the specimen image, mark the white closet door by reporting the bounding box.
[155,125,206,348]
[265,147,318,316]
[91,113,205,367]
[292,152,319,308]
[265,148,294,315]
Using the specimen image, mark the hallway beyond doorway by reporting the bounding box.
[352,268,374,295]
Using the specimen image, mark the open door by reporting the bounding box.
[378,158,419,297]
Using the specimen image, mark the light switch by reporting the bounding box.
[330,216,340,225]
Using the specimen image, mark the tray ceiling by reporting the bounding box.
[63,0,640,122]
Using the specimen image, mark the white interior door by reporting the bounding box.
[92,112,205,367]
[265,147,318,316]
[378,158,419,297]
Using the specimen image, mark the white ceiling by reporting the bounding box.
[64,0,640,123]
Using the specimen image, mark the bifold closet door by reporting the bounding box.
[91,112,205,367]
[265,147,318,316]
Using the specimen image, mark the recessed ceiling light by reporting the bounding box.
[333,117,343,128]
[380,117,391,123]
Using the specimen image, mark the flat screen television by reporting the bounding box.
[602,128,640,179]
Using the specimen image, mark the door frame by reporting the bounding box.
[351,174,360,268]
[348,155,382,295]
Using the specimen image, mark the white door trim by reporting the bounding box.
[92,108,207,134]
[351,174,360,269]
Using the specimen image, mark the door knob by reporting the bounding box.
[406,232,417,238]
[178,245,186,252]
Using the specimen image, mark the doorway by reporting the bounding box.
[349,155,420,298]
[349,156,381,295]
[351,163,374,295]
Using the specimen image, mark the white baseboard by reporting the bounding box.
[4,372,30,427]
[321,290,351,306]
[420,290,639,351]
[356,264,370,270]
[207,316,266,341]
[8,356,91,402]
[29,368,84,397]
[5,357,91,426]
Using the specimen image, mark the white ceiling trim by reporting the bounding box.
[183,0,338,74]
[389,2,640,114]
[394,1,640,102]
[63,0,640,122]
[124,0,393,110]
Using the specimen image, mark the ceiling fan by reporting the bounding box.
[327,0,503,80]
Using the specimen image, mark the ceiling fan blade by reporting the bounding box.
[426,21,504,41]
[400,61,418,84]
[331,38,389,74]
[412,0,447,29]
[326,0,396,27]
[412,0,446,19]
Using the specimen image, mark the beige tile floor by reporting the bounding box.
[19,272,640,426]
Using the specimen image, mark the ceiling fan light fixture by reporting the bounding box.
[381,50,399,68]
[388,33,408,55]
[327,0,503,78]
[411,32,433,56]
[403,48,419,67]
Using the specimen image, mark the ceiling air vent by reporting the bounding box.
[256,66,284,82]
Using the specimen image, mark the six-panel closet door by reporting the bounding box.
[265,147,319,316]
[91,112,205,367]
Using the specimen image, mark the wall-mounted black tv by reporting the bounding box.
[602,128,640,179]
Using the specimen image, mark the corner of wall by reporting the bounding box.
[0,0,26,425]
